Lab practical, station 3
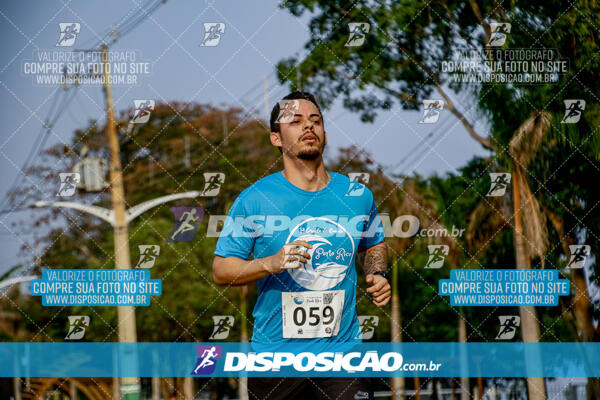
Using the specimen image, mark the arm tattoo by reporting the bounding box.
[362,243,388,275]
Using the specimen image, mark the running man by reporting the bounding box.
[193,346,219,374]
[562,100,585,122]
[213,91,390,399]
[170,208,199,240]
[202,174,224,195]
[65,317,86,339]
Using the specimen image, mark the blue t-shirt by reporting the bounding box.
[214,171,385,352]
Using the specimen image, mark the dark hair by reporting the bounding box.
[269,91,324,133]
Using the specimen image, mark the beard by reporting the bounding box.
[297,142,324,160]
[297,148,321,160]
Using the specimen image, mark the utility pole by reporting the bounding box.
[101,44,140,400]
[263,75,270,121]
[184,135,190,168]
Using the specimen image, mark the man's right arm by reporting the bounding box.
[212,255,276,286]
[212,240,312,286]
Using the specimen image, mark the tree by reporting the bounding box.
[278,1,600,398]
[276,0,498,150]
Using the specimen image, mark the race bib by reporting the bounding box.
[281,290,344,339]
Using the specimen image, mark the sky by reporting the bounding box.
[0,0,490,275]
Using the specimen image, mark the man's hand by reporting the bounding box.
[266,240,313,274]
[366,273,391,307]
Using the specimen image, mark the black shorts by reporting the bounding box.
[247,377,373,400]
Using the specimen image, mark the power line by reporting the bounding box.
[396,102,483,176]
[0,0,167,215]
[0,87,78,212]
[77,0,165,49]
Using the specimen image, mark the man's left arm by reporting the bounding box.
[358,242,391,307]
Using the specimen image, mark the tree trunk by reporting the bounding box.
[70,380,77,400]
[544,208,597,341]
[545,208,600,399]
[390,257,405,400]
[113,376,120,400]
[152,377,160,400]
[13,377,21,400]
[413,376,422,399]
[459,315,470,400]
[183,376,193,399]
[161,377,175,400]
[238,285,249,400]
[512,163,546,400]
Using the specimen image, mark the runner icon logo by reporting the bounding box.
[200,23,225,47]
[169,206,204,242]
[419,100,444,124]
[345,23,370,47]
[65,316,89,340]
[132,100,155,124]
[201,173,225,196]
[209,316,234,340]
[354,391,370,400]
[355,315,379,340]
[57,173,80,197]
[425,245,449,269]
[346,172,369,197]
[486,173,511,197]
[135,245,160,268]
[567,245,590,269]
[276,100,299,124]
[192,345,222,375]
[561,99,585,124]
[496,316,520,340]
[487,23,511,47]
[56,23,80,47]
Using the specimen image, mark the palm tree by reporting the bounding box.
[382,176,460,400]
[509,112,551,400]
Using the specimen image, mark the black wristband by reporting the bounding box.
[373,270,389,282]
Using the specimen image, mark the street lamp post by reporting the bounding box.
[34,190,201,399]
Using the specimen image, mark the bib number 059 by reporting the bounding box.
[293,305,335,326]
[281,290,344,339]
